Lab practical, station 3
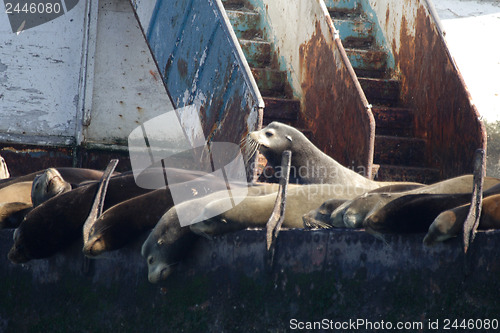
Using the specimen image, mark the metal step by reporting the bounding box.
[221,0,251,11]
[251,68,290,98]
[358,77,400,106]
[372,106,413,137]
[262,97,300,122]
[374,165,440,184]
[226,9,262,40]
[345,48,387,72]
[239,39,271,68]
[342,35,375,49]
[374,135,426,167]
[330,18,373,41]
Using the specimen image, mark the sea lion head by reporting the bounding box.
[423,210,457,246]
[244,122,298,165]
[302,198,345,229]
[142,208,197,284]
[82,232,106,258]
[31,168,72,207]
[8,228,31,264]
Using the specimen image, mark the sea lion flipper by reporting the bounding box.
[265,150,291,269]
[463,149,486,253]
[82,159,119,245]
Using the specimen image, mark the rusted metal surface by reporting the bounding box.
[372,0,486,178]
[132,0,263,150]
[250,0,374,176]
[0,143,132,176]
[300,25,374,177]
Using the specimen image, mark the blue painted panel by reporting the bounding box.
[133,0,262,149]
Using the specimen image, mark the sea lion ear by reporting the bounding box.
[286,135,293,142]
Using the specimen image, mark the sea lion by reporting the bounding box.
[7,173,153,263]
[0,169,74,229]
[8,168,252,263]
[31,168,72,207]
[244,122,421,189]
[190,184,369,237]
[83,188,173,257]
[142,207,199,284]
[141,182,306,283]
[364,182,500,237]
[0,182,32,204]
[321,175,500,229]
[0,154,9,179]
[302,183,425,229]
[424,193,500,246]
[0,167,117,190]
[0,202,32,229]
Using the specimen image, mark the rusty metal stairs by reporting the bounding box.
[326,0,439,183]
[221,0,301,127]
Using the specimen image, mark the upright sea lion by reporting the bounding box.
[424,193,500,246]
[0,154,9,179]
[31,168,72,207]
[244,122,420,189]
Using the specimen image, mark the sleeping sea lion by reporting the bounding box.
[189,184,369,237]
[364,182,500,237]
[141,183,302,283]
[302,183,425,229]
[7,173,152,263]
[424,193,500,246]
[325,175,500,229]
[31,168,72,207]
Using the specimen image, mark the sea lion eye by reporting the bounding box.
[286,135,293,142]
[265,131,273,137]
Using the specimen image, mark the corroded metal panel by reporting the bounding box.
[369,0,486,178]
[132,0,263,147]
[0,1,87,146]
[248,0,375,175]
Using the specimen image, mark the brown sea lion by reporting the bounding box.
[424,193,500,246]
[0,169,74,229]
[0,202,32,229]
[0,182,32,204]
[0,167,118,191]
[31,168,72,207]
[7,173,152,263]
[141,182,303,283]
[302,183,425,229]
[324,175,500,229]
[244,122,421,189]
[364,182,500,237]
